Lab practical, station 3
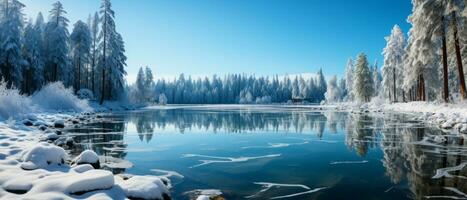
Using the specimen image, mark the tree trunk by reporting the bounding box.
[100,68,105,105]
[393,67,397,102]
[453,11,467,99]
[54,63,58,82]
[442,16,449,102]
[77,57,81,91]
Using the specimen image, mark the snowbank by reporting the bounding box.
[0,81,93,121]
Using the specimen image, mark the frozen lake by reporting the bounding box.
[65,105,467,199]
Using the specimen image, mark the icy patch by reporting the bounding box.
[246,182,327,199]
[330,160,368,165]
[20,143,67,170]
[182,154,281,168]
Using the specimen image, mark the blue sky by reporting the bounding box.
[22,0,412,83]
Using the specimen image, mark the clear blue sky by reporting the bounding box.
[22,0,412,83]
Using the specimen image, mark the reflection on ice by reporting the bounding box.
[181,154,281,168]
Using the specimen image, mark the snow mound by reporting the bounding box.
[32,82,91,112]
[20,143,67,170]
[116,175,170,200]
[72,150,100,169]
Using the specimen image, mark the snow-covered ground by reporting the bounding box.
[0,113,172,199]
[345,101,467,134]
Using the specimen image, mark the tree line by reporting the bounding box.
[0,0,126,104]
[129,67,328,104]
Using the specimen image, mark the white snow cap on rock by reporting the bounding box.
[115,175,170,200]
[73,150,99,165]
[20,143,67,170]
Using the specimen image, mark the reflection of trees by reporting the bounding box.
[125,109,339,139]
[345,114,377,156]
[377,113,467,200]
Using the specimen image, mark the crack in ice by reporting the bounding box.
[246,182,326,199]
[330,160,368,165]
[181,154,281,168]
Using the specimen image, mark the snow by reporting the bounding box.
[115,175,170,200]
[20,142,67,170]
[0,116,170,199]
[72,150,100,168]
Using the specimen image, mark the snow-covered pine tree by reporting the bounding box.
[405,0,442,101]
[44,1,71,84]
[0,0,24,88]
[144,66,154,101]
[71,20,91,92]
[135,67,145,102]
[382,25,406,102]
[98,0,126,103]
[372,61,382,97]
[353,53,374,102]
[316,68,327,102]
[344,58,354,101]
[22,17,45,94]
[325,75,342,103]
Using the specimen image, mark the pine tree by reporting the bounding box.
[353,53,374,102]
[71,20,91,92]
[344,58,354,101]
[0,0,25,87]
[22,16,45,94]
[382,25,406,102]
[98,0,126,103]
[44,1,70,84]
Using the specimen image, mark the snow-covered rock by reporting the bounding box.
[54,119,65,128]
[20,143,67,170]
[116,175,171,200]
[72,150,100,169]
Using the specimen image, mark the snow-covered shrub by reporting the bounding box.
[0,80,33,120]
[159,93,168,105]
[32,82,91,112]
[255,96,272,104]
[77,89,94,100]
